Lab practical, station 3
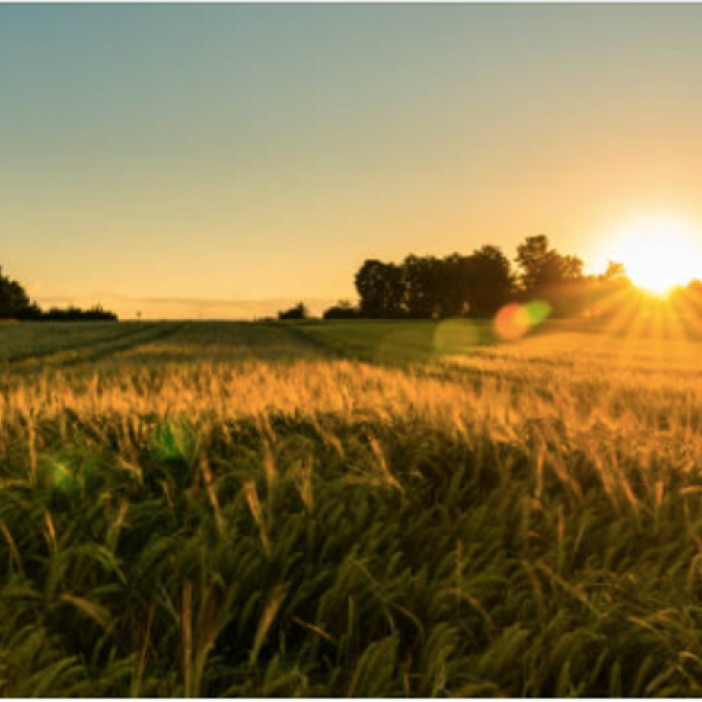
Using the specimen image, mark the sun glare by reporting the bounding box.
[607,218,702,296]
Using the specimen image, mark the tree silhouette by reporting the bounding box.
[278,302,308,320]
[402,255,445,318]
[0,264,118,321]
[602,261,628,282]
[353,246,515,320]
[0,266,34,319]
[515,235,584,316]
[516,235,583,295]
[437,254,472,318]
[464,245,515,317]
[42,305,117,322]
[355,260,404,318]
[323,300,359,320]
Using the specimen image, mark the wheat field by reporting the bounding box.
[2,320,702,696]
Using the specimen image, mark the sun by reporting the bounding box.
[606,218,702,296]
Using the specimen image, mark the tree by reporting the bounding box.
[323,300,359,320]
[0,266,33,319]
[464,245,514,317]
[0,264,119,321]
[515,235,584,316]
[437,254,472,318]
[515,235,550,295]
[402,255,445,318]
[516,235,583,295]
[601,260,628,282]
[355,260,404,318]
[352,247,515,321]
[278,302,308,320]
[42,304,118,321]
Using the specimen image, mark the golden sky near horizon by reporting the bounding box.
[3,5,702,318]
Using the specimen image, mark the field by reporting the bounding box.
[2,319,702,696]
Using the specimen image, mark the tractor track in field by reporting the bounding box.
[269,322,346,358]
[52,322,188,368]
[2,322,187,374]
[3,324,148,365]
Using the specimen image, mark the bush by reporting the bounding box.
[278,302,308,320]
[42,304,118,322]
[323,300,360,320]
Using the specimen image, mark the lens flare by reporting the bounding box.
[495,301,551,340]
[526,301,551,325]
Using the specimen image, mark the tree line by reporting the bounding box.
[0,266,117,321]
[302,234,630,320]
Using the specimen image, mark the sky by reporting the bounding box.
[3,4,702,319]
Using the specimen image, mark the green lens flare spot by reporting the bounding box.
[525,300,551,325]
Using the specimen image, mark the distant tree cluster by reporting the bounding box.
[0,266,118,321]
[323,300,360,320]
[41,305,118,322]
[352,245,514,319]
[278,302,309,320]
[320,234,640,321]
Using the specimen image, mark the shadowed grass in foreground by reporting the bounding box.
[2,321,702,695]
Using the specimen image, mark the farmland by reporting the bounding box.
[2,319,702,695]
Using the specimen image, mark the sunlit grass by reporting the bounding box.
[3,319,702,695]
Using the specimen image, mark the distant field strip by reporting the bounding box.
[0,322,137,363]
[3,322,185,371]
[117,321,327,363]
[294,319,702,381]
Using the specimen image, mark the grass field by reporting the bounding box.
[2,319,702,695]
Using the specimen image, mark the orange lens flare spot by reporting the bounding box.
[495,304,530,340]
[495,301,551,340]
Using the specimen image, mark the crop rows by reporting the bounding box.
[1,321,702,695]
